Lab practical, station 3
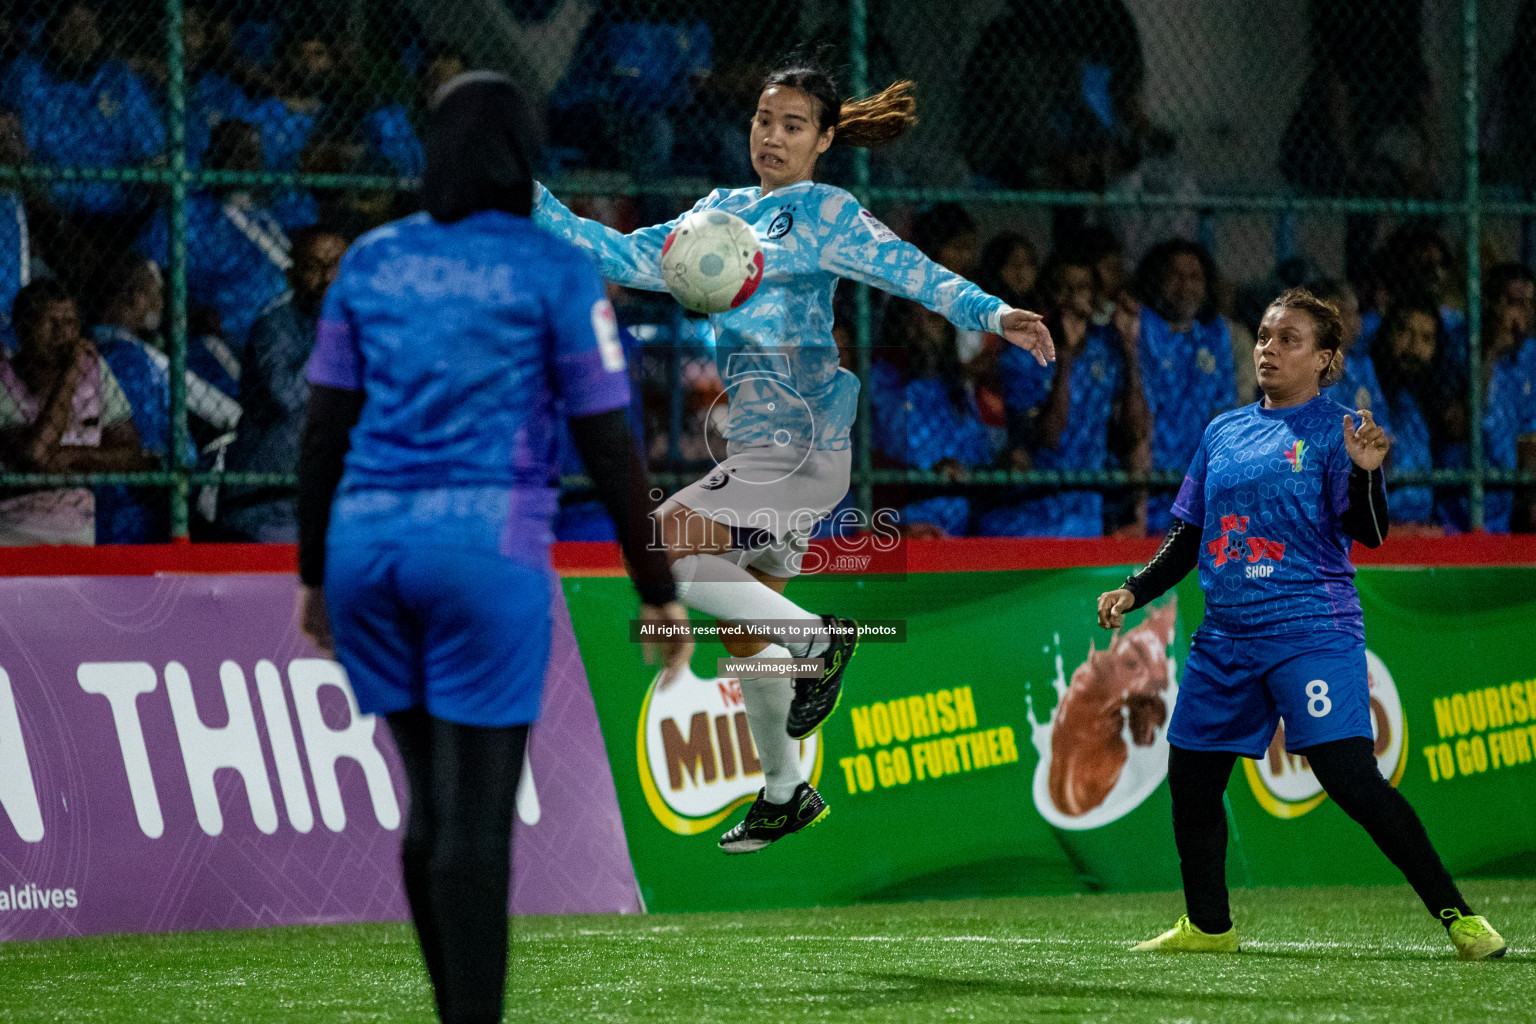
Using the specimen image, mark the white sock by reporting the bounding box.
[738,645,803,803]
[671,553,828,656]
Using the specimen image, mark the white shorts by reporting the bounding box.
[668,442,851,579]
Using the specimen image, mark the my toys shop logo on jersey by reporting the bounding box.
[636,667,821,836]
[1244,650,1407,819]
[1209,514,1286,579]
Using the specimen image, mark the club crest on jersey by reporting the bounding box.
[766,210,794,239]
[1207,513,1285,576]
[700,468,731,491]
[1284,439,1307,472]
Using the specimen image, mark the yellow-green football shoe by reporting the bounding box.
[1443,910,1508,961]
[1131,915,1240,953]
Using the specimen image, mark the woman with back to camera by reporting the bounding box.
[533,54,1055,853]
[296,73,692,1024]
[1096,287,1506,960]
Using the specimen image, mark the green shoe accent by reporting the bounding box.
[1131,915,1240,953]
[1442,909,1508,961]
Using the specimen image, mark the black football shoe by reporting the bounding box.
[787,615,858,740]
[717,783,830,854]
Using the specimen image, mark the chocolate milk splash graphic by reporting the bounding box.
[1028,601,1179,831]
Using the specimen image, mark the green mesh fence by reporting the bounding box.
[0,0,1528,544]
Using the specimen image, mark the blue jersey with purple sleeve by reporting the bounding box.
[1171,395,1365,639]
[305,210,631,566]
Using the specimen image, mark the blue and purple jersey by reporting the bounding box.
[305,210,631,566]
[1171,395,1366,639]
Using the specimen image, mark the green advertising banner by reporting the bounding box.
[564,567,1536,913]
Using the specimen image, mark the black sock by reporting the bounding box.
[1168,744,1238,934]
[1302,736,1473,925]
[389,710,528,1024]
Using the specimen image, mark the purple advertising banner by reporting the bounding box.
[0,574,641,941]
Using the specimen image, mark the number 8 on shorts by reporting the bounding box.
[1305,679,1332,718]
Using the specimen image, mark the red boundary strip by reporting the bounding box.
[2,534,1535,578]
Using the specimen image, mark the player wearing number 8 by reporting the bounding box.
[1097,288,1506,960]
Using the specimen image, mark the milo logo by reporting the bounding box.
[1028,602,1180,831]
[1243,650,1407,818]
[637,667,820,835]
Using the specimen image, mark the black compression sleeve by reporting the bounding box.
[1340,464,1390,548]
[1124,517,1202,610]
[296,385,364,588]
[569,408,677,607]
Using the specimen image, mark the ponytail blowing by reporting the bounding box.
[836,80,918,148]
[763,58,918,149]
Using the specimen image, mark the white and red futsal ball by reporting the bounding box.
[660,210,764,315]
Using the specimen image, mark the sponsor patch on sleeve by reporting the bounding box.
[591,299,626,372]
[858,208,898,244]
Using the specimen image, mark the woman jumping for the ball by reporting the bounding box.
[534,57,1054,853]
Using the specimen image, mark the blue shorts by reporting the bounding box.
[324,544,554,728]
[1169,630,1372,758]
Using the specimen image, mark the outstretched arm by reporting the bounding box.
[1097,518,1202,628]
[532,182,715,292]
[817,196,1052,365]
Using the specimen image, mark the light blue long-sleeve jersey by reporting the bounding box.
[533,180,1010,451]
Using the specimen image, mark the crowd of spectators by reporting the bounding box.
[0,1,1532,546]
[855,217,1536,539]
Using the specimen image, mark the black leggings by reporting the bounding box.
[1169,737,1471,935]
[387,709,528,1024]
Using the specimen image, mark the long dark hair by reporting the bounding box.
[1135,238,1219,326]
[977,230,1038,308]
[763,54,917,148]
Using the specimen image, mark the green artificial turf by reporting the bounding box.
[1,881,1531,1023]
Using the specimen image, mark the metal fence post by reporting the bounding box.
[1464,0,1484,531]
[165,0,191,539]
[851,0,874,520]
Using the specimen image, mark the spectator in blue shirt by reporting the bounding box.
[871,298,994,537]
[245,23,336,172]
[0,3,164,221]
[546,7,712,179]
[90,255,184,543]
[1133,238,1236,531]
[137,119,290,349]
[1360,224,1465,370]
[978,250,1148,537]
[127,4,274,168]
[361,45,465,180]
[1372,295,1442,529]
[1436,263,1536,533]
[218,225,349,542]
[1314,278,1392,436]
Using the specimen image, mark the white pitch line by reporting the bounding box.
[536,931,1448,954]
